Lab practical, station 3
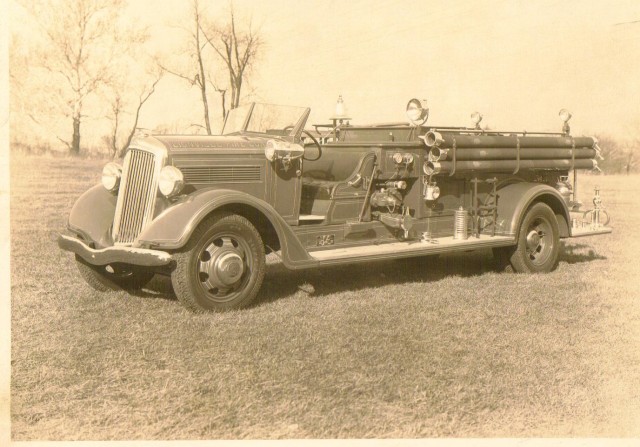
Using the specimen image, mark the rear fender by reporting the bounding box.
[137,189,315,268]
[496,182,570,238]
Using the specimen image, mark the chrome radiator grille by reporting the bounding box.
[112,149,163,245]
[181,165,262,184]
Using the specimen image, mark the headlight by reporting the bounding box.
[265,140,277,161]
[159,166,184,198]
[559,108,572,123]
[101,162,122,193]
[406,98,429,125]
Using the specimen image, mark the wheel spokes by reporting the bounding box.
[219,237,234,248]
[527,219,551,263]
[196,234,250,300]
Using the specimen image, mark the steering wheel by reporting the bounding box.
[302,129,322,161]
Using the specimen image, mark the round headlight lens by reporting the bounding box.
[559,108,572,123]
[159,166,184,198]
[406,98,429,125]
[101,162,122,193]
[265,140,278,161]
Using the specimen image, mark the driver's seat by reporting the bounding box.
[301,151,377,200]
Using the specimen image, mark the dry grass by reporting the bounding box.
[10,154,640,440]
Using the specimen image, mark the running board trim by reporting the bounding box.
[568,226,612,238]
[309,235,515,264]
[299,214,326,221]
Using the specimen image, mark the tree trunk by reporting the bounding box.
[200,85,212,134]
[219,90,227,120]
[71,115,81,155]
[235,78,243,108]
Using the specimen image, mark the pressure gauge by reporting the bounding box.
[393,152,404,164]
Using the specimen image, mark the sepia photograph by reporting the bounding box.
[3,0,640,443]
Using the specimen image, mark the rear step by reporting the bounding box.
[569,226,612,238]
[299,214,326,222]
[309,235,514,263]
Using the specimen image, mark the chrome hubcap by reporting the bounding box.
[198,236,247,298]
[525,218,551,264]
[526,230,541,252]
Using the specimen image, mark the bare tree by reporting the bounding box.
[624,139,638,175]
[105,74,162,158]
[201,5,263,118]
[105,93,123,157]
[21,0,126,154]
[159,0,214,134]
[211,83,228,121]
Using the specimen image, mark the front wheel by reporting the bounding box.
[495,202,560,273]
[171,212,266,312]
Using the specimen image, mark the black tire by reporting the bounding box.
[171,212,266,312]
[75,255,155,292]
[503,202,560,273]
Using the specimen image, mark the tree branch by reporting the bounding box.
[56,135,71,150]
[158,62,198,85]
[120,75,162,155]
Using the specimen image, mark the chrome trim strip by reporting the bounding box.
[568,226,612,238]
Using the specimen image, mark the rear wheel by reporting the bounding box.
[494,202,560,273]
[171,212,266,312]
[75,255,155,291]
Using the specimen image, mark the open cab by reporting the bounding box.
[59,98,612,312]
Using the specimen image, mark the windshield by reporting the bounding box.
[222,103,309,136]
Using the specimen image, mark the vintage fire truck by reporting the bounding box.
[58,98,612,312]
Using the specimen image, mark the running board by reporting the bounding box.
[309,235,515,264]
[569,226,612,238]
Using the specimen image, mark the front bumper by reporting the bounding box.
[58,234,173,267]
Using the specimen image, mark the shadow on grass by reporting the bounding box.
[132,275,177,301]
[256,249,498,307]
[137,243,606,309]
[559,242,607,264]
[136,251,496,307]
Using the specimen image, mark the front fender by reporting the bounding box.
[67,184,117,248]
[67,184,173,249]
[137,189,315,268]
[496,182,570,237]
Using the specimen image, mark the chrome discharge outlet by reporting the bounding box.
[423,131,444,148]
[454,206,468,240]
[423,161,441,176]
[428,147,449,162]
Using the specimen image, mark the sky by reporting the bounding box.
[133,0,640,138]
[9,0,640,141]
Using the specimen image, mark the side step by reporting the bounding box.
[309,235,514,264]
[569,226,612,238]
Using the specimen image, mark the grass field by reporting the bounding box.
[10,154,640,440]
